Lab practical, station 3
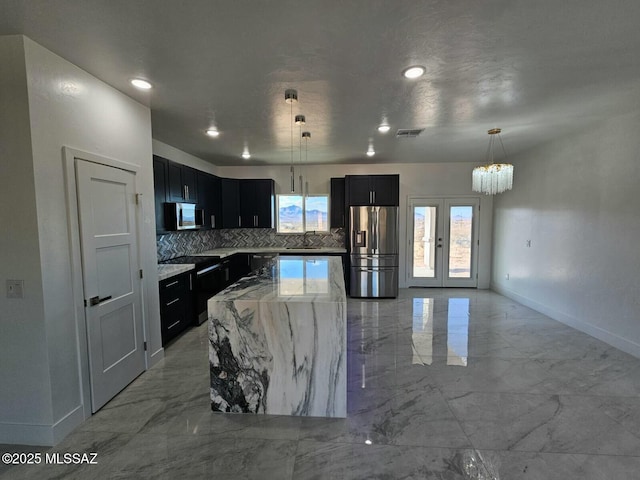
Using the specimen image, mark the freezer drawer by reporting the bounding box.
[350,266,398,298]
[350,254,397,268]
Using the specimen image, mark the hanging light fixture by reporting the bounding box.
[472,128,514,195]
[302,131,311,196]
[285,89,298,192]
[295,115,306,193]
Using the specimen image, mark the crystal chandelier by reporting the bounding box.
[472,128,514,195]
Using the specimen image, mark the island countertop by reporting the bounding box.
[208,255,347,417]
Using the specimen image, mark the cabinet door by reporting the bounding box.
[347,176,372,205]
[371,175,399,206]
[254,179,274,228]
[220,178,240,228]
[239,179,256,227]
[167,162,185,202]
[330,177,345,227]
[153,156,168,233]
[182,166,198,203]
[167,162,198,203]
[197,172,221,229]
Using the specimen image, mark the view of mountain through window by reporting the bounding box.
[277,195,329,233]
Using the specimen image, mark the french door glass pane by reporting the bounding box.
[448,206,473,278]
[413,206,437,278]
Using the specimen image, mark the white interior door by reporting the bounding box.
[407,197,479,287]
[76,159,145,412]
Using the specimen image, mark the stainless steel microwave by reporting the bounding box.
[164,202,204,230]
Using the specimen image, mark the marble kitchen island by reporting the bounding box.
[208,255,347,417]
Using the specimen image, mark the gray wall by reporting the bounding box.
[491,110,640,357]
[0,35,160,445]
[0,36,53,440]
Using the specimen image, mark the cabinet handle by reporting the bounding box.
[373,191,376,204]
[211,215,215,228]
[166,297,180,306]
[225,269,229,282]
[186,185,189,199]
[167,320,181,330]
[165,280,179,288]
[254,215,258,227]
[238,215,241,227]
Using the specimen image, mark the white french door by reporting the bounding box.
[407,197,479,287]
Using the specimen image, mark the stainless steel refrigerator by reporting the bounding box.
[349,206,399,298]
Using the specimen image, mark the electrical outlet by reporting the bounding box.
[7,279,24,298]
[526,240,531,247]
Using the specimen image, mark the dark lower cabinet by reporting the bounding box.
[159,271,194,346]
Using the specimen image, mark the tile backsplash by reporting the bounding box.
[157,228,346,261]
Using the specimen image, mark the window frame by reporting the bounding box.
[276,194,330,234]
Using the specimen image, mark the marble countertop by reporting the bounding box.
[208,254,346,417]
[193,246,346,258]
[210,255,346,304]
[157,264,194,281]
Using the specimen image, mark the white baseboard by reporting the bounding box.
[149,346,164,368]
[491,282,640,359]
[0,405,84,446]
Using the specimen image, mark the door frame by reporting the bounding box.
[63,147,147,419]
[406,195,481,288]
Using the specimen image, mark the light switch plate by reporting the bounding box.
[7,279,24,299]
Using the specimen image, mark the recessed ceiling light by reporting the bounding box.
[402,66,425,79]
[130,78,152,90]
[242,151,251,159]
[377,124,391,133]
[206,128,220,137]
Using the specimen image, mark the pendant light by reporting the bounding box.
[295,114,306,194]
[472,128,514,195]
[285,89,298,192]
[302,131,311,196]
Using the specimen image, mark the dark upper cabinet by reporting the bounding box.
[196,172,221,229]
[346,174,399,206]
[330,177,346,228]
[239,179,275,228]
[220,178,240,228]
[167,161,198,203]
[153,155,168,234]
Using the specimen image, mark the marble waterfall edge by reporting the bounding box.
[208,256,347,417]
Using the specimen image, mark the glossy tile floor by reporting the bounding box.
[3,289,640,479]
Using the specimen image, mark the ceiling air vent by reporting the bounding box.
[395,128,424,138]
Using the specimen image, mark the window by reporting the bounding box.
[276,194,329,233]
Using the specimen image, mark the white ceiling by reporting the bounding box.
[2,0,640,166]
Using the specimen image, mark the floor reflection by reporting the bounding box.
[412,297,469,366]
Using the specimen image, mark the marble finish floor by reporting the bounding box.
[3,288,640,479]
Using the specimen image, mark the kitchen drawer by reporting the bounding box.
[159,271,194,346]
